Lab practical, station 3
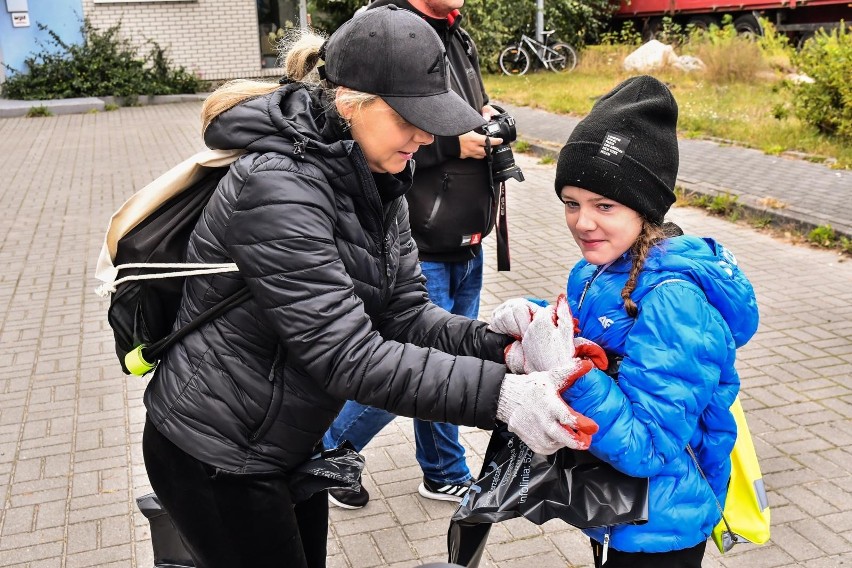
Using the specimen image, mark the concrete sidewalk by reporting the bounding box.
[0,102,851,568]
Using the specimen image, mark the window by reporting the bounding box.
[257,0,299,69]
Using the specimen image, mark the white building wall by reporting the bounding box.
[81,0,281,81]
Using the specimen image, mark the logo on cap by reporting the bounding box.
[597,131,631,165]
[427,53,448,78]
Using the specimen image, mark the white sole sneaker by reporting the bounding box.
[417,481,470,502]
[328,492,367,510]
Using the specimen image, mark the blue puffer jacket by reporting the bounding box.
[563,235,759,553]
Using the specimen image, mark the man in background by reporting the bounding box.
[324,0,503,509]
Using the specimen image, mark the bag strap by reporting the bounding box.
[685,443,734,537]
[142,286,252,362]
[126,286,252,375]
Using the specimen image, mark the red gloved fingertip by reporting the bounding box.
[560,425,593,450]
[574,414,599,436]
[559,359,594,393]
[574,342,609,371]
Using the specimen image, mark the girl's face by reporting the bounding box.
[560,185,643,265]
[339,95,434,174]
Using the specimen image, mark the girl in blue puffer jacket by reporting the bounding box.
[496,76,759,567]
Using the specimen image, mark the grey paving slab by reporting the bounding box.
[0,102,850,567]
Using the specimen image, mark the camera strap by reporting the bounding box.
[496,181,510,271]
[485,136,511,271]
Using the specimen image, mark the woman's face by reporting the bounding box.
[338,95,434,174]
[560,185,643,265]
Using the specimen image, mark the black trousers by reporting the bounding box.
[591,538,706,568]
[142,418,328,568]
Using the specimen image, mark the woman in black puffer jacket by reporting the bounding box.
[141,7,592,567]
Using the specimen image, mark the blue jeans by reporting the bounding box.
[324,249,484,484]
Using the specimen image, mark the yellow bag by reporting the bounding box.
[688,396,771,553]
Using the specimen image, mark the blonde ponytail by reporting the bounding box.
[200,28,328,134]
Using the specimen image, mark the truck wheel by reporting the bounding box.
[687,15,718,31]
[796,31,816,49]
[642,18,663,42]
[734,14,762,38]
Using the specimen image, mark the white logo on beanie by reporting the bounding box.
[598,131,631,165]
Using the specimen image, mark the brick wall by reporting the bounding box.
[81,0,282,81]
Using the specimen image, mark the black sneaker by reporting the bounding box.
[417,477,472,502]
[328,485,370,509]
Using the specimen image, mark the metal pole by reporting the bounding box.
[535,0,544,43]
[299,0,309,29]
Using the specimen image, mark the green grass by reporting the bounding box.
[26,105,53,118]
[483,46,851,169]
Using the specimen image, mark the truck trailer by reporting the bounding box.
[612,0,851,44]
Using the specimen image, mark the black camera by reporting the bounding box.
[480,105,524,183]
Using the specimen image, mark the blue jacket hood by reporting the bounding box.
[639,235,759,347]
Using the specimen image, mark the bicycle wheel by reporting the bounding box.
[499,46,530,76]
[547,43,577,73]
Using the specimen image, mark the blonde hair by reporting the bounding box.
[621,220,668,317]
[200,28,379,133]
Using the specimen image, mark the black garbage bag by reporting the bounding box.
[448,425,649,567]
[452,425,648,527]
[286,441,365,503]
[136,492,194,568]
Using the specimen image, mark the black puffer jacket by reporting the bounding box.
[143,85,509,474]
[371,0,495,262]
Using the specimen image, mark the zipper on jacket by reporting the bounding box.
[381,198,403,283]
[602,528,610,565]
[425,175,449,229]
[383,235,392,279]
[577,261,614,311]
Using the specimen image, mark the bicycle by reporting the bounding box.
[498,30,577,76]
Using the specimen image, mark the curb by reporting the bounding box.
[520,137,852,241]
[0,93,210,118]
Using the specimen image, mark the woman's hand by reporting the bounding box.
[500,294,608,374]
[496,368,599,453]
[459,130,503,159]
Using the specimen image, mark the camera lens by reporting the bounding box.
[491,143,524,183]
[480,106,524,184]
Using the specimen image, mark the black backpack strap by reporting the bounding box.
[134,286,252,371]
[144,286,252,360]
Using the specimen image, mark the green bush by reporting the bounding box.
[464,0,615,72]
[793,22,852,140]
[2,18,203,100]
[682,15,767,83]
[310,0,616,73]
[600,20,642,46]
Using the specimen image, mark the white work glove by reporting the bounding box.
[495,367,599,454]
[503,294,609,374]
[489,298,544,339]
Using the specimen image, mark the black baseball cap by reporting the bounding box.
[323,5,485,137]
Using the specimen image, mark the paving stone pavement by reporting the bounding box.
[0,102,851,568]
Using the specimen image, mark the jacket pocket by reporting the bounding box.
[250,346,284,442]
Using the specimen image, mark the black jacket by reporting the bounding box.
[143,85,509,474]
[370,0,496,262]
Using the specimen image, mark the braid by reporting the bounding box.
[621,221,667,317]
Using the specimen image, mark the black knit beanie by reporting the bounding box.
[554,75,678,225]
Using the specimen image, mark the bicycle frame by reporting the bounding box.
[516,33,562,70]
[499,31,577,76]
